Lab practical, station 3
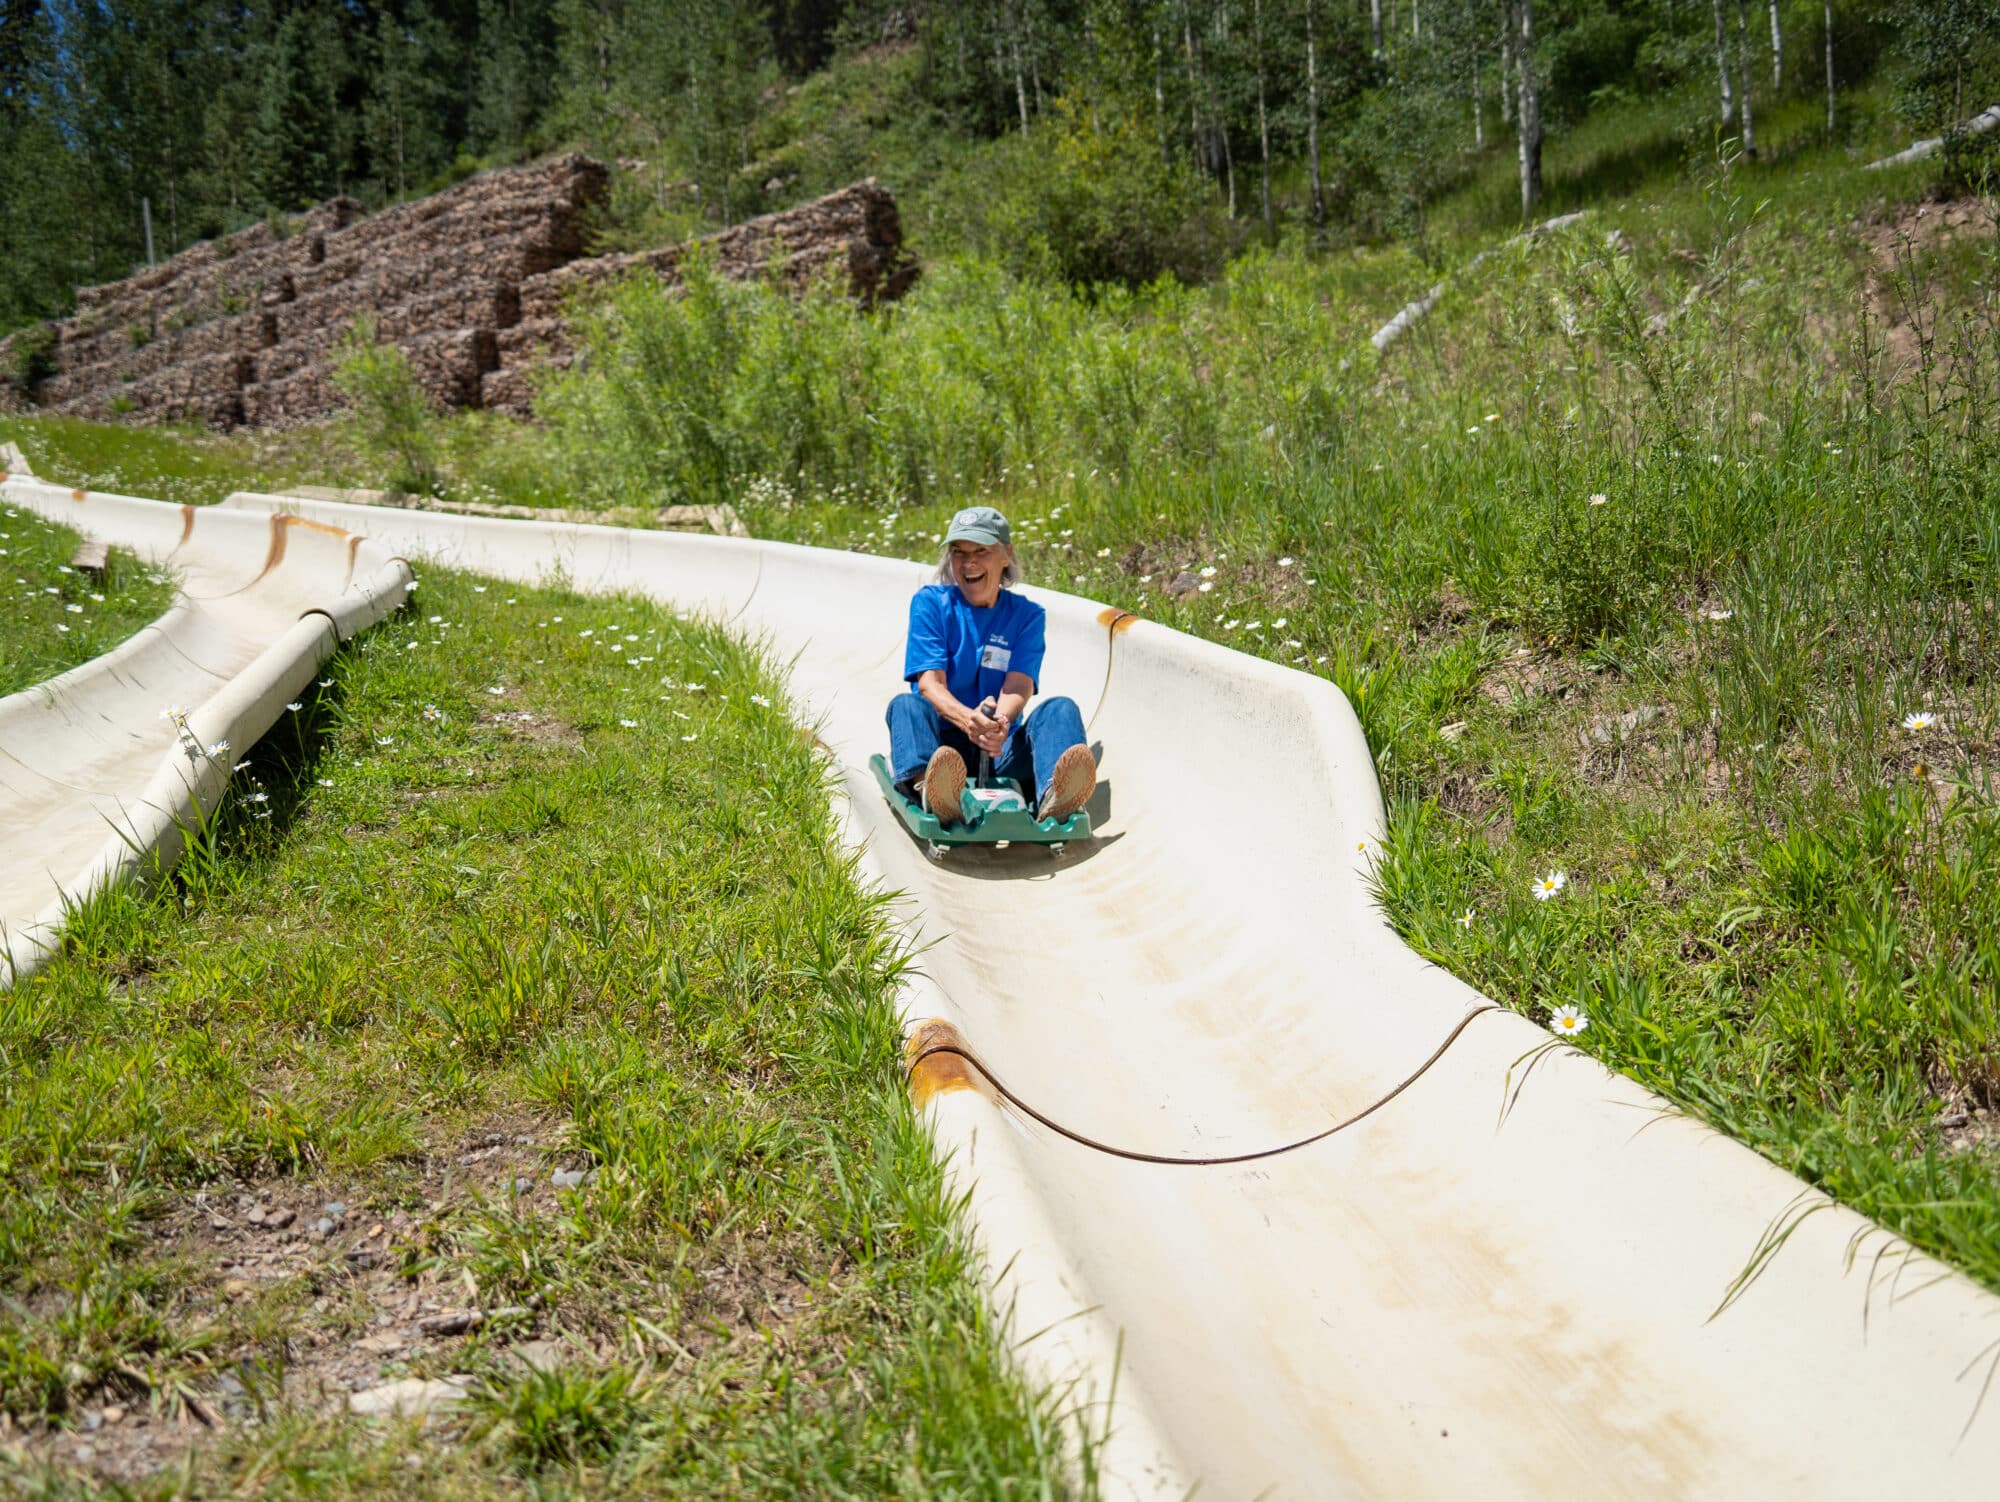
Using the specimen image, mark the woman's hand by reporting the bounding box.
[962,699,1008,756]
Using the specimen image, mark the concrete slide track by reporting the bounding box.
[0,458,409,983]
[6,476,2000,1498]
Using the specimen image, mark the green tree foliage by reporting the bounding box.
[0,0,1977,333]
[255,10,334,210]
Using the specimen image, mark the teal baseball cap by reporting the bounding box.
[945,505,1011,547]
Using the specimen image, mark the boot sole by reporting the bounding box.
[923,747,967,825]
[1040,745,1096,823]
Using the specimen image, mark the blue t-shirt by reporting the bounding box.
[903,584,1047,707]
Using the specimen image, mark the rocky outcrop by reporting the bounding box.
[3,160,915,429]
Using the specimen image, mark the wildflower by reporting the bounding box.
[750,694,772,707]
[317,778,334,787]
[1467,426,1482,435]
[1199,566,1217,578]
[1096,547,1111,558]
[405,641,419,650]
[404,580,419,592]
[680,733,698,742]
[619,718,638,728]
[160,705,190,725]
[89,593,103,602]
[1549,1005,1589,1037]
[1706,609,1733,622]
[474,586,487,593]
[1278,557,1294,567]
[1901,711,1939,733]
[486,685,506,696]
[1531,870,1568,901]
[1457,908,1476,929]
[1588,493,1607,507]
[1198,581,1214,593]
[1272,617,1288,628]
[1355,837,1375,858]
[376,735,395,746]
[428,615,443,624]
[286,702,302,712]
[206,740,229,757]
[319,679,334,689]
[245,791,269,805]
[54,622,70,632]
[422,705,443,722]
[1484,412,1499,422]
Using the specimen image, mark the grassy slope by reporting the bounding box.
[0,570,1089,1495]
[0,497,173,699]
[2,74,1998,1477]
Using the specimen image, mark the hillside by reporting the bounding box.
[2,2,2000,1495]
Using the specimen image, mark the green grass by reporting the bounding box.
[0,499,173,698]
[0,569,1094,1495]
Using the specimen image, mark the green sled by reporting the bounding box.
[869,753,1092,848]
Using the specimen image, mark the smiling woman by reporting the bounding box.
[886,505,1097,823]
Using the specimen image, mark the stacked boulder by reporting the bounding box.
[481,179,915,415]
[0,160,914,430]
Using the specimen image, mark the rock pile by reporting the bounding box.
[0,161,914,430]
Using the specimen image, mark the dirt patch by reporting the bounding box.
[4,1118,579,1487]
[1852,193,1996,381]
[480,708,582,749]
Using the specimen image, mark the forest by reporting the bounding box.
[2,1,1996,336]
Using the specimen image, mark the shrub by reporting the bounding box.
[927,96,1229,287]
[4,323,55,393]
[332,314,440,493]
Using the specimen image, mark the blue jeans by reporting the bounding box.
[887,693,1088,810]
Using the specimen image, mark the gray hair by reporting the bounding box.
[935,540,1023,589]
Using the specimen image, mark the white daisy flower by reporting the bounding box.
[1588,493,1608,506]
[1457,908,1475,929]
[1532,870,1568,901]
[286,702,302,712]
[1901,711,1939,732]
[619,718,638,728]
[1550,1005,1589,1037]
[1199,565,1217,578]
[1706,608,1733,622]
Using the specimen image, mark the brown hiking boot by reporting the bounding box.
[921,746,967,825]
[1039,744,1096,822]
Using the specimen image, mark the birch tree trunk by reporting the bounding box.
[1735,0,1756,155]
[1306,0,1325,227]
[1500,15,1513,124]
[1711,0,1736,125]
[1824,0,1835,133]
[1769,0,1783,88]
[1517,0,1541,215]
[1254,0,1274,241]
[1371,0,1383,54]
[1474,55,1485,150]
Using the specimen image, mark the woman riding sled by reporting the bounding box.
[887,506,1097,826]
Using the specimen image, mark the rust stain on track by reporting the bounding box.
[906,1018,986,1107]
